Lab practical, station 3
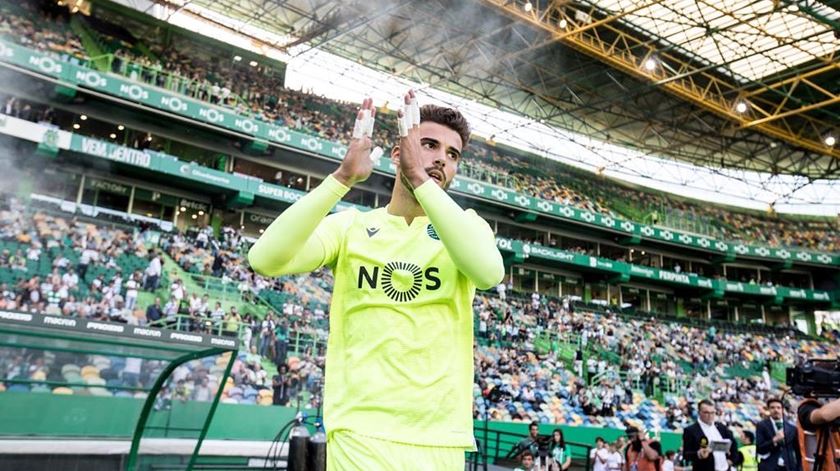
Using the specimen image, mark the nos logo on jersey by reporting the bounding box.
[357,261,441,302]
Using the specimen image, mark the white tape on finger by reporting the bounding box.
[352,119,364,139]
[370,146,383,163]
[410,99,421,128]
[398,114,408,137]
[364,116,374,138]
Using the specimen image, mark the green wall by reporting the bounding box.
[0,393,683,456]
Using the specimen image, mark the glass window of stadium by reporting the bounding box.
[242,212,275,236]
[232,158,307,189]
[345,187,377,207]
[31,169,80,201]
[739,303,763,323]
[710,300,735,321]
[765,305,790,327]
[725,265,759,284]
[620,286,643,312]
[632,250,660,268]
[169,141,227,170]
[538,272,560,296]
[560,277,583,300]
[309,176,322,191]
[496,221,545,244]
[661,255,689,272]
[684,298,707,319]
[776,271,812,289]
[80,178,130,211]
[559,236,595,255]
[589,282,611,305]
[174,199,210,229]
[221,209,244,231]
[131,188,177,221]
[692,260,718,278]
[511,267,537,292]
[600,243,629,261]
[650,291,673,315]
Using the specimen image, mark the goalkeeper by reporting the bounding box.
[249,90,505,470]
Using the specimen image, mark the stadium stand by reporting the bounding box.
[0,2,837,252]
[1,3,840,457]
[2,192,839,431]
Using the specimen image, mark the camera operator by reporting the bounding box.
[797,397,840,471]
[624,426,662,471]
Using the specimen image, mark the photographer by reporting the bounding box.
[797,397,840,471]
[624,426,662,471]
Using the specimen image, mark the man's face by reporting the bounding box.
[530,425,539,438]
[522,455,534,468]
[768,402,784,420]
[699,405,716,425]
[393,121,462,190]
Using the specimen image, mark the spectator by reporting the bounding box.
[144,251,161,291]
[515,450,536,471]
[146,297,163,324]
[739,430,757,471]
[549,428,572,471]
[592,437,610,471]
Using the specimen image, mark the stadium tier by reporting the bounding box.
[1,1,839,470]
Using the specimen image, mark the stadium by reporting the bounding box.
[0,0,838,470]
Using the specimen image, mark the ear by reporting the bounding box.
[390,145,400,165]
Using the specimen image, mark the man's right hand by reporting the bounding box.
[333,97,376,187]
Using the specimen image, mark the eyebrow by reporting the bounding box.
[421,137,461,159]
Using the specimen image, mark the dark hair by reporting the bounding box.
[420,104,471,149]
[666,451,676,459]
[530,421,539,429]
[596,436,606,443]
[766,398,784,408]
[553,429,566,446]
[520,450,534,459]
[698,399,715,410]
[743,430,755,444]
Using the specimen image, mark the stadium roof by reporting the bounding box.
[140,0,840,181]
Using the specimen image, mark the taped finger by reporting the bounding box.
[364,114,375,138]
[369,146,383,163]
[352,118,364,139]
[398,112,408,137]
[409,98,421,128]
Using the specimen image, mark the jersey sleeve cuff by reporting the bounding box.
[413,178,442,201]
[324,174,352,198]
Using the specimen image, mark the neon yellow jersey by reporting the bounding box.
[248,176,505,449]
[316,206,479,448]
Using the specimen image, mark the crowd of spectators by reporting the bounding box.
[2,3,838,252]
[0,2,85,63]
[473,290,840,431]
[2,194,840,430]
[0,197,326,408]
